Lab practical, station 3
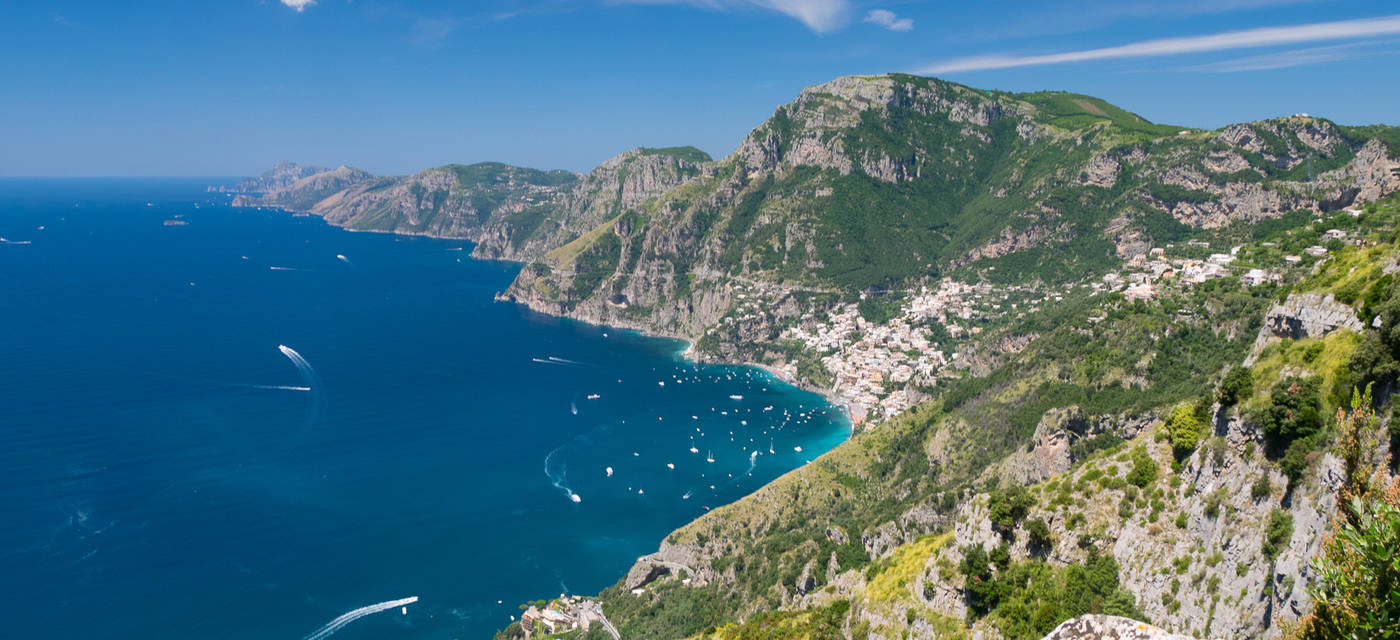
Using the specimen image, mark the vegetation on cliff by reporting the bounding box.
[220,73,1400,640]
[501,192,1400,640]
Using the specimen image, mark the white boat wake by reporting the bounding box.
[302,596,418,640]
[544,446,582,503]
[250,384,312,392]
[278,345,322,390]
[278,345,325,424]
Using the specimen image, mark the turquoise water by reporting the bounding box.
[0,179,850,640]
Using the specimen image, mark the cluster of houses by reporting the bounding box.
[785,280,1030,425]
[1098,227,1353,299]
[519,596,612,639]
[735,213,1368,428]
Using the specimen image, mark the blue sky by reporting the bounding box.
[2,0,1398,176]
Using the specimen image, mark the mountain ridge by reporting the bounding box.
[215,74,1400,639]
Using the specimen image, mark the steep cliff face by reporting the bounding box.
[305,162,579,242]
[231,148,709,263]
[245,165,375,211]
[504,74,1400,350]
[471,148,712,261]
[212,161,332,193]
[551,194,1400,640]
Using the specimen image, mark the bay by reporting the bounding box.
[0,179,849,640]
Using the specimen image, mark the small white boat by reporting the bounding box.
[794,446,803,452]
[706,451,715,463]
[689,446,699,454]
[606,467,613,477]
[666,463,675,470]
[729,394,743,400]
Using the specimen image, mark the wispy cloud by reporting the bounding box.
[279,0,317,12]
[863,9,912,32]
[949,0,1321,45]
[919,13,1400,73]
[1086,0,1321,22]
[1184,40,1400,72]
[410,16,460,49]
[614,0,852,33]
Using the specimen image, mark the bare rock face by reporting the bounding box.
[623,563,670,590]
[1080,153,1122,187]
[1001,407,1088,485]
[233,149,707,264]
[1264,293,1364,340]
[1041,615,1196,640]
[736,74,1010,184]
[215,161,331,193]
[1329,138,1400,204]
[954,224,1062,267]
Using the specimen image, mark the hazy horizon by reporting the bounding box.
[3,0,1399,177]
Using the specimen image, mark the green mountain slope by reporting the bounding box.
[502,193,1400,640]
[232,147,712,262]
[506,74,1399,344]
[218,73,1400,640]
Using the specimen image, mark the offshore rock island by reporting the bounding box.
[223,73,1400,640]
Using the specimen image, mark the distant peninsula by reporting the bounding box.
[218,72,1400,640]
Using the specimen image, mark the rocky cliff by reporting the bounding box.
[227,148,710,264]
[529,192,1400,640]
[212,161,334,193]
[503,74,1400,358]
[1040,615,1196,640]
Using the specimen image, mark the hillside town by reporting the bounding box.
[784,279,1041,425]
[519,595,617,640]
[771,217,1363,428]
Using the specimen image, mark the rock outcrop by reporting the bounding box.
[225,148,709,263]
[1041,615,1196,640]
[1264,293,1364,340]
[503,75,1399,361]
[211,161,331,193]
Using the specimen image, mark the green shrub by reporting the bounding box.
[1127,445,1158,488]
[1026,518,1054,550]
[991,542,1012,572]
[1166,405,1205,458]
[1252,474,1273,499]
[1280,438,1314,486]
[967,546,1142,640]
[1255,377,1323,450]
[1263,509,1294,561]
[1219,366,1254,406]
[1295,498,1400,638]
[989,486,1035,534]
[1205,488,1227,519]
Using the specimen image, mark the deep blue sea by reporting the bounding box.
[0,179,849,640]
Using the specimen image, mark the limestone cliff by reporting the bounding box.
[503,74,1400,363]
[227,148,710,263]
[213,161,335,194]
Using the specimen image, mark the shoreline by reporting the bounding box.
[234,198,859,602]
[237,198,853,421]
